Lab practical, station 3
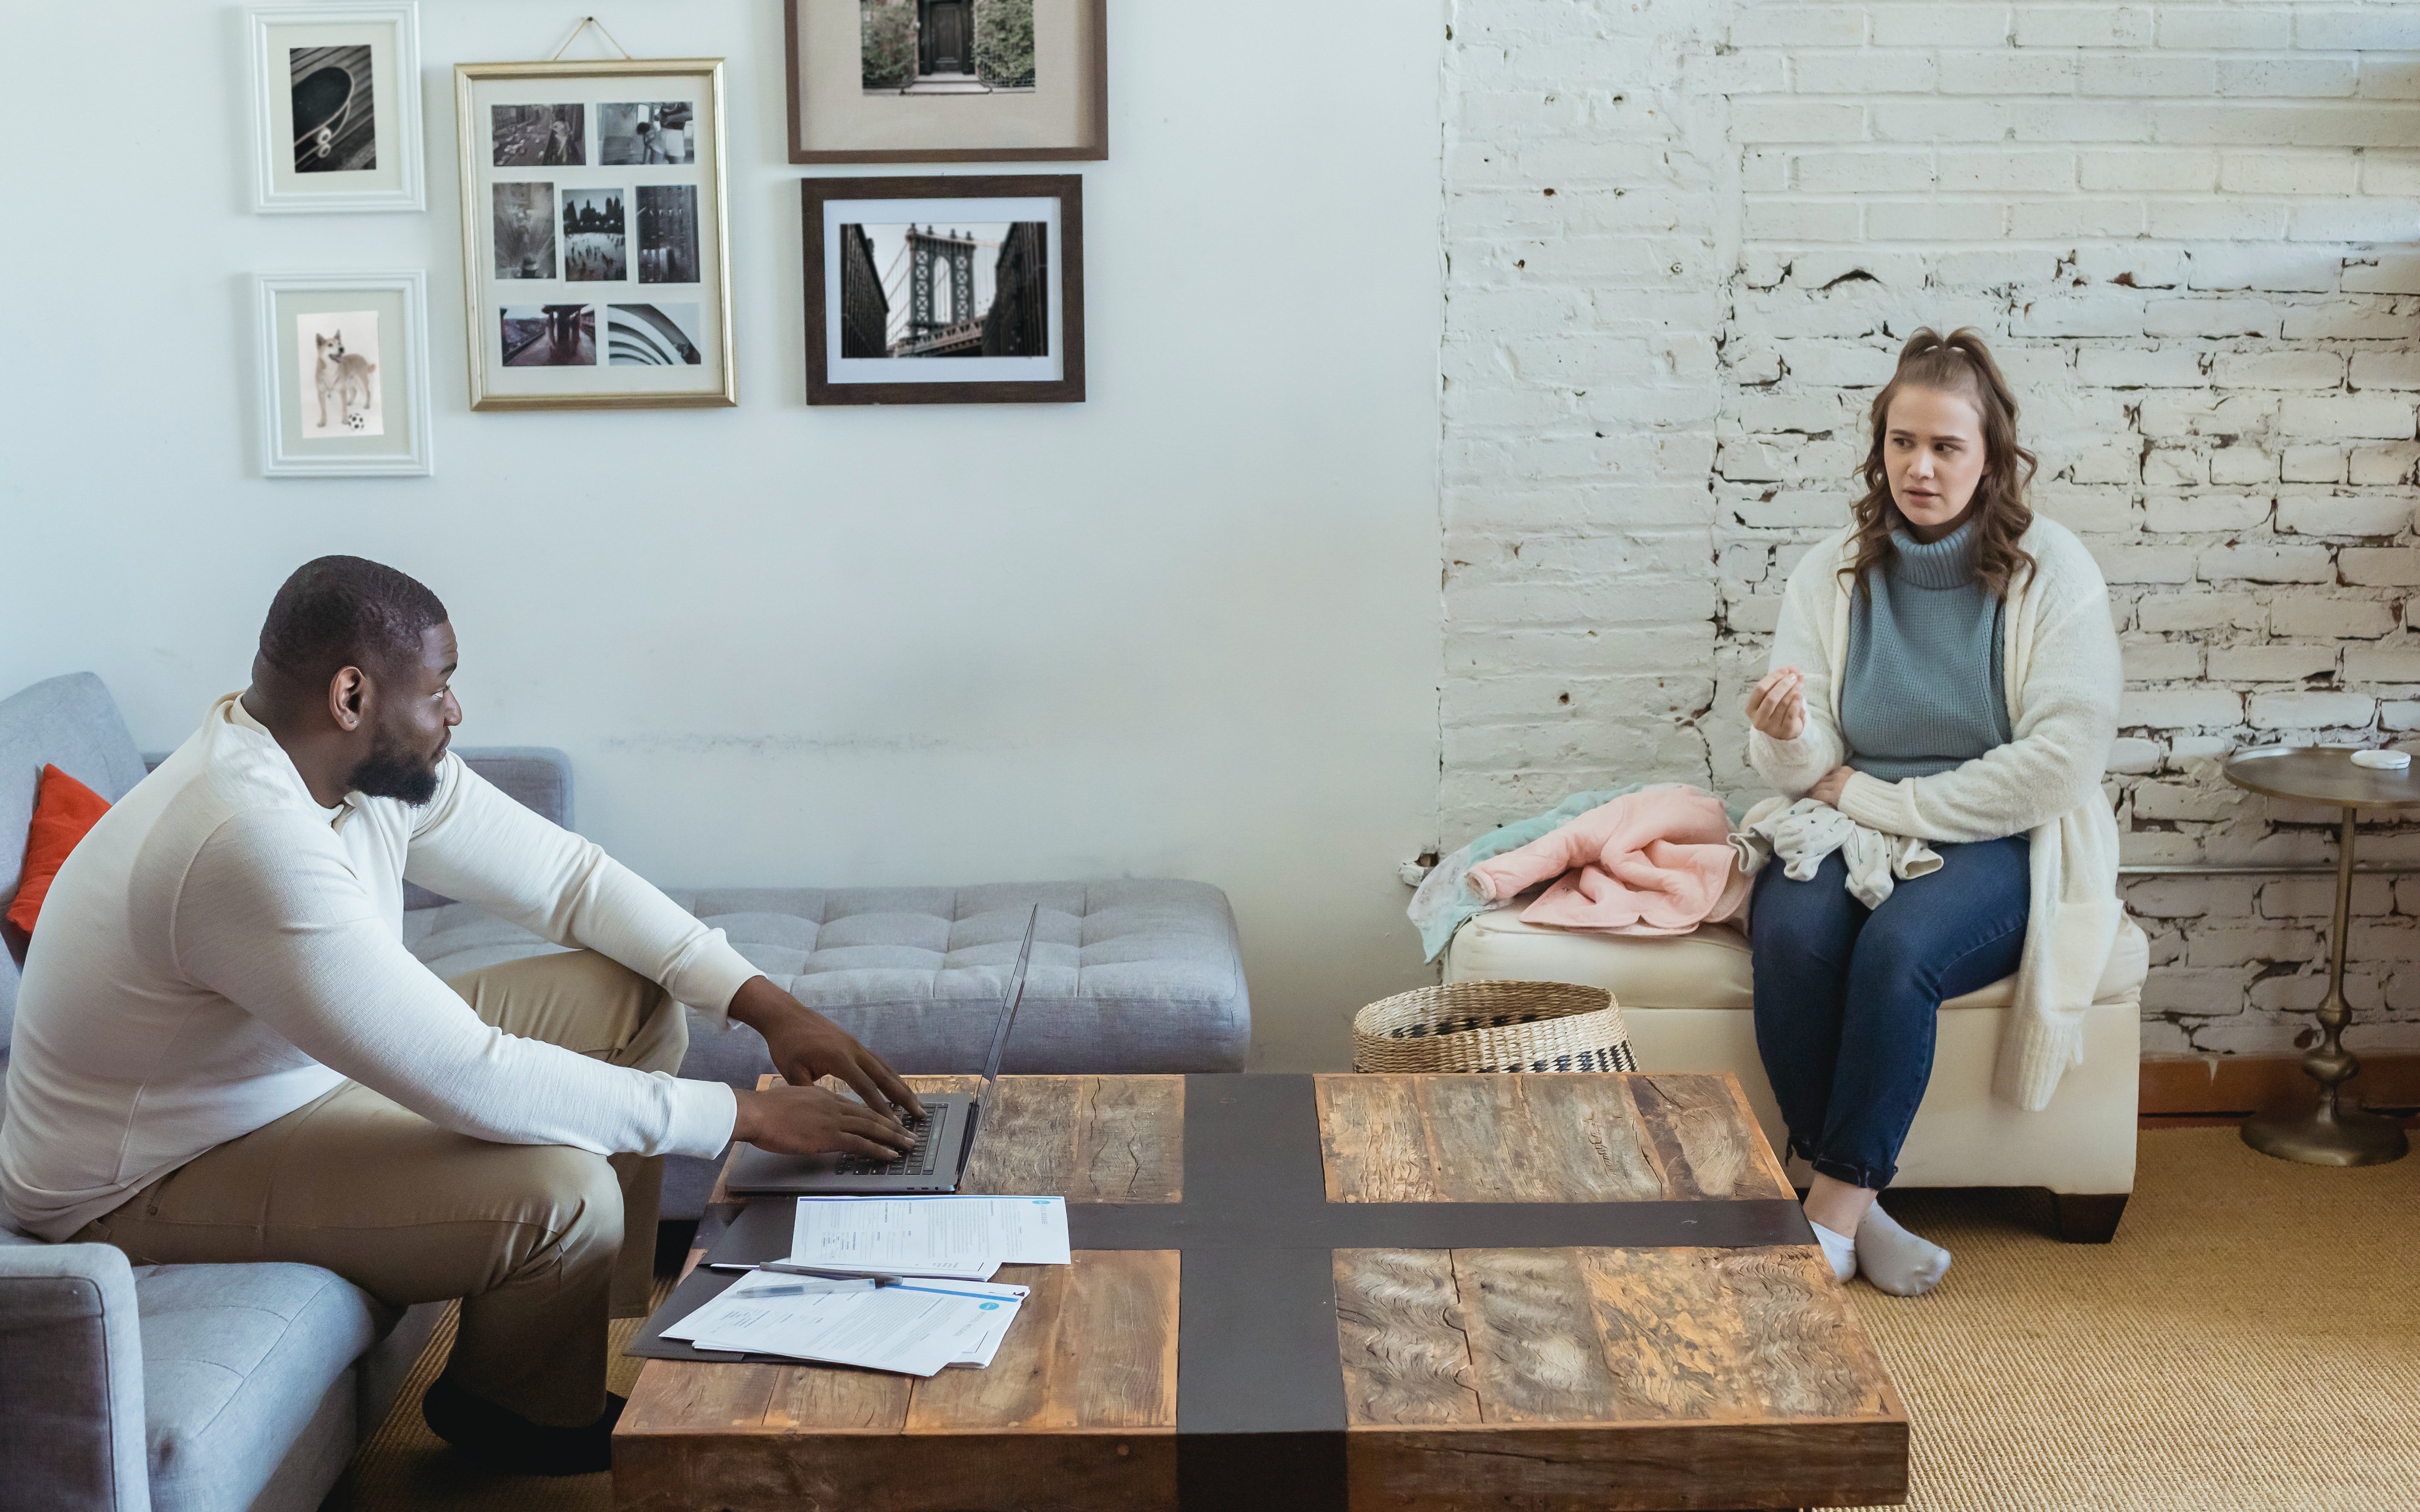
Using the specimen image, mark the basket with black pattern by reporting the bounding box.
[1351,980,1637,1074]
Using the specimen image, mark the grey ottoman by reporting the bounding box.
[404,879,1250,1219]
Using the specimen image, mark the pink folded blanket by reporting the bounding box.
[1464,785,1750,934]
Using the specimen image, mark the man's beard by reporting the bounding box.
[346,728,441,805]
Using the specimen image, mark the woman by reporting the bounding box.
[1742,328,2122,1296]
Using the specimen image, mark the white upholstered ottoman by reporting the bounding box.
[1444,906,2150,1241]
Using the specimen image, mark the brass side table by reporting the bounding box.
[2223,746,2416,1166]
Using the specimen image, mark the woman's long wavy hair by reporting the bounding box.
[1843,327,2038,600]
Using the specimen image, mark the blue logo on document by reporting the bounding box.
[981,1302,1000,1310]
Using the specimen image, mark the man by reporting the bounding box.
[0,557,924,1474]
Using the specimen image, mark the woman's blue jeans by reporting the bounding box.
[1749,835,2030,1191]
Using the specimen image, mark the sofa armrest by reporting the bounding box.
[0,1240,152,1512]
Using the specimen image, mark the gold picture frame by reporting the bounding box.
[453,57,735,409]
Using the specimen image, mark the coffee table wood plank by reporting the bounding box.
[1317,1074,1444,1203]
[783,1072,1185,1202]
[958,1074,1185,1202]
[903,1250,1179,1432]
[1627,1074,1794,1200]
[1317,1074,1780,1203]
[1333,1249,1483,1427]
[616,1432,1178,1512]
[620,1357,786,1436]
[1578,1247,1890,1421]
[1344,1418,1909,1512]
[760,1359,914,1432]
[1337,1246,1897,1430]
[1454,1247,1628,1423]
[1079,1075,1187,1201]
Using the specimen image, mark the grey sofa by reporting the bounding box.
[0,674,450,1512]
[1,672,1250,1510]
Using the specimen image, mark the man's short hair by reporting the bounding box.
[258,556,448,687]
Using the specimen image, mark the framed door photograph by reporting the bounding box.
[255,271,435,477]
[248,3,425,213]
[453,57,735,409]
[803,174,1083,405]
[786,0,1107,162]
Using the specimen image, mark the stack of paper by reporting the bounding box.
[661,1196,1073,1377]
[790,1195,1073,1280]
[662,1274,1029,1376]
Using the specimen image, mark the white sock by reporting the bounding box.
[1811,1221,1857,1283]
[1855,1202,1951,1297]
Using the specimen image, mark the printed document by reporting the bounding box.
[791,1196,1072,1275]
[662,1274,1026,1377]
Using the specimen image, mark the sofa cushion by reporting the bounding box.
[1447,906,2149,1011]
[134,1261,384,1512]
[8,763,114,935]
[1,674,150,1048]
[403,879,1252,1075]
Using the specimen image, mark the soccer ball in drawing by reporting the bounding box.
[345,412,367,431]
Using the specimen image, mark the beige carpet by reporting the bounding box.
[1848,1127,2420,1512]
[335,1129,2420,1511]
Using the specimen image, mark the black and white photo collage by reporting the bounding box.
[488,101,704,368]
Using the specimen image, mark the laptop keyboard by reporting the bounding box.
[834,1109,941,1177]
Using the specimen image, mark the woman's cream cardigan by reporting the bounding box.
[1749,517,2123,1111]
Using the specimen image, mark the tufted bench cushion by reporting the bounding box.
[403,879,1253,1220]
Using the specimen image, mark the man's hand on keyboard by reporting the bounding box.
[731,1082,921,1160]
[727,974,926,1120]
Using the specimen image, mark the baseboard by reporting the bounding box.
[2141,1053,2420,1119]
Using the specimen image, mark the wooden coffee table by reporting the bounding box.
[614,1073,1906,1511]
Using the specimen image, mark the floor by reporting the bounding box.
[333,1127,2420,1512]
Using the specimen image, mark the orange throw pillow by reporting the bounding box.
[7,765,111,935]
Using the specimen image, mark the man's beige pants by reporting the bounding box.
[75,951,684,1427]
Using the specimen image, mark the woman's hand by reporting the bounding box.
[1745,668,1807,741]
[1809,766,1855,807]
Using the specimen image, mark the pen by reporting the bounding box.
[707,1261,904,1286]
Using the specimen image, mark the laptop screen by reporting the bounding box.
[977,904,1038,1089]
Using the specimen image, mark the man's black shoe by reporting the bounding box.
[420,1377,626,1476]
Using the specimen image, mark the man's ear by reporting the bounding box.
[327,666,369,732]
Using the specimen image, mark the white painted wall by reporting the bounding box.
[1441,0,2420,1058]
[0,1,1447,1071]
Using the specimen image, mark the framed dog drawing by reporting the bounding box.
[255,271,435,477]
[248,3,426,213]
[454,57,737,410]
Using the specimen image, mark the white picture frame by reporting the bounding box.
[249,3,425,214]
[256,271,435,477]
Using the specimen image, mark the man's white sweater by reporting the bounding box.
[1750,518,2124,1110]
[2,694,754,1240]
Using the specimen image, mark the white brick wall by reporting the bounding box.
[1441,0,2420,1057]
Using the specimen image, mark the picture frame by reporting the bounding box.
[248,3,425,214]
[454,58,736,410]
[255,271,435,477]
[803,174,1084,406]
[787,0,1107,163]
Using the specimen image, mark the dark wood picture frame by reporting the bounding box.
[802,174,1084,406]
[785,0,1107,164]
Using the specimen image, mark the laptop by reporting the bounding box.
[723,904,1038,1196]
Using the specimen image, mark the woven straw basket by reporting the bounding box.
[1352,980,1638,1075]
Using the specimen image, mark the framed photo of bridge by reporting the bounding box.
[802,175,1083,405]
[453,57,735,410]
[248,3,425,212]
[787,0,1107,163]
